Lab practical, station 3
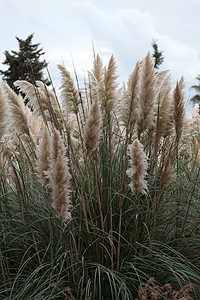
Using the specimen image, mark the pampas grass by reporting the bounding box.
[2,82,30,137]
[84,98,101,155]
[36,125,51,187]
[14,80,62,126]
[173,76,185,152]
[0,84,7,140]
[102,54,118,113]
[126,139,148,196]
[88,53,104,101]
[45,129,71,220]
[137,52,156,139]
[0,52,200,300]
[121,61,140,135]
[58,64,80,115]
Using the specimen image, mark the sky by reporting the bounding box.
[0,0,200,115]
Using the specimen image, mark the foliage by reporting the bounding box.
[0,33,50,95]
[152,39,164,70]
[0,52,200,299]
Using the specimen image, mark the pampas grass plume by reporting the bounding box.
[58,64,80,114]
[137,52,156,138]
[102,55,118,113]
[84,98,101,155]
[173,76,185,149]
[36,125,51,187]
[2,82,30,136]
[126,139,148,196]
[121,61,140,129]
[46,129,72,221]
[0,84,7,140]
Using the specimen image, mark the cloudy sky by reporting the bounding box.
[0,0,200,114]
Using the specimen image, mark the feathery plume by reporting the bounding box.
[14,80,62,124]
[137,52,156,139]
[58,64,80,114]
[156,75,174,137]
[46,129,72,221]
[88,54,104,100]
[173,76,185,150]
[14,80,47,114]
[102,55,118,113]
[2,82,30,136]
[126,139,148,196]
[160,155,174,189]
[84,98,101,155]
[0,84,8,140]
[155,70,170,89]
[121,61,140,130]
[36,125,51,187]
[192,103,200,136]
[28,112,45,143]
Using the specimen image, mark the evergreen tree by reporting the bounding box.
[0,33,50,93]
[152,39,164,70]
[190,75,200,103]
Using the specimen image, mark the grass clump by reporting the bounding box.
[0,52,200,299]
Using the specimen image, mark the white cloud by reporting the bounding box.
[0,0,199,114]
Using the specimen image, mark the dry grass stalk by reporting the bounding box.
[102,55,118,113]
[46,129,72,221]
[2,82,30,137]
[84,97,101,155]
[173,76,185,151]
[137,52,157,139]
[58,64,80,114]
[126,139,148,196]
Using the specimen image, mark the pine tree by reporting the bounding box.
[152,39,164,70]
[0,33,50,93]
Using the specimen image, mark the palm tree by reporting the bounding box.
[191,75,200,103]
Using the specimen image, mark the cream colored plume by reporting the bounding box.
[0,84,8,140]
[27,112,45,143]
[137,52,156,138]
[192,104,200,136]
[156,74,174,137]
[126,139,148,196]
[2,82,30,136]
[46,129,72,221]
[102,55,118,113]
[89,54,104,100]
[36,125,51,187]
[57,64,80,114]
[14,80,62,124]
[121,61,140,130]
[84,98,101,155]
